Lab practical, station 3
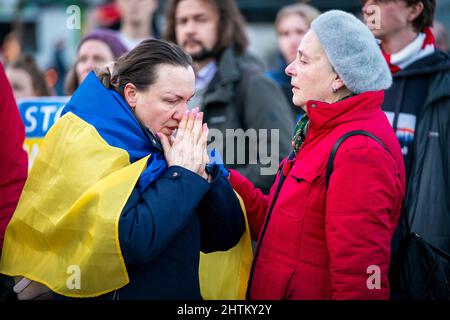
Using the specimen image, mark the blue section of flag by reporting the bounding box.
[62,71,167,191]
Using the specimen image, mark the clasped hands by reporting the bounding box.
[157,108,210,180]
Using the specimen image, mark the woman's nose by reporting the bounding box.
[285,61,296,77]
[173,103,189,120]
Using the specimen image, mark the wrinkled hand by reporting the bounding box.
[158,108,210,179]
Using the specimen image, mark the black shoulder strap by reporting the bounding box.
[325,130,391,189]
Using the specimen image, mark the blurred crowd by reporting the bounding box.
[0,0,448,102]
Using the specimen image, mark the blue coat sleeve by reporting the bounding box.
[198,165,246,253]
[118,166,210,265]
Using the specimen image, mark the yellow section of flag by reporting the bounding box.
[199,192,253,300]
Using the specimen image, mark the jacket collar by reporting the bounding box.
[393,50,450,78]
[215,47,242,83]
[201,48,240,106]
[142,126,163,153]
[306,90,385,132]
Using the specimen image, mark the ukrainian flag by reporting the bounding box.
[0,72,252,299]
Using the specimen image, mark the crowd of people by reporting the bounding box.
[0,0,449,300]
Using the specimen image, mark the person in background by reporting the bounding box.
[432,20,449,53]
[0,63,28,299]
[115,0,160,50]
[0,32,21,65]
[45,40,68,96]
[65,29,128,95]
[267,3,320,121]
[229,10,405,300]
[164,0,294,193]
[362,0,450,272]
[6,54,52,99]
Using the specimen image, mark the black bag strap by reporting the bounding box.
[325,131,413,243]
[325,130,392,189]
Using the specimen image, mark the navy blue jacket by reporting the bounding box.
[383,50,450,255]
[55,138,245,300]
[55,72,245,300]
[56,72,245,299]
[113,164,245,300]
[113,126,246,300]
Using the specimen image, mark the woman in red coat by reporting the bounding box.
[229,10,406,300]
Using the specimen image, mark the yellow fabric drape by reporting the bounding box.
[199,192,253,300]
[0,112,253,299]
[0,113,148,297]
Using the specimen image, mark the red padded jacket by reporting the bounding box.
[230,91,406,300]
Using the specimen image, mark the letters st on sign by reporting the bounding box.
[17,97,70,170]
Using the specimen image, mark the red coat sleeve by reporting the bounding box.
[0,63,28,248]
[229,169,270,241]
[325,146,402,300]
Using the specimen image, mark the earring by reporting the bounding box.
[332,86,337,93]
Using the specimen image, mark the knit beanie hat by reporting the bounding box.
[311,10,392,93]
[77,29,128,59]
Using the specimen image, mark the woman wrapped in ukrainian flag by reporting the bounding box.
[0,39,252,300]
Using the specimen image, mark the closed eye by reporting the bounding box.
[162,96,180,105]
[187,93,195,103]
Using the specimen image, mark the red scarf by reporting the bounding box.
[382,27,436,74]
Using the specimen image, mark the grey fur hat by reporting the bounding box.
[311,10,392,94]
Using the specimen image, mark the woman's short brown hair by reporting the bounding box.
[96,39,192,98]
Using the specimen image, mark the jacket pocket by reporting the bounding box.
[290,164,326,214]
[289,164,323,184]
[273,163,324,221]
